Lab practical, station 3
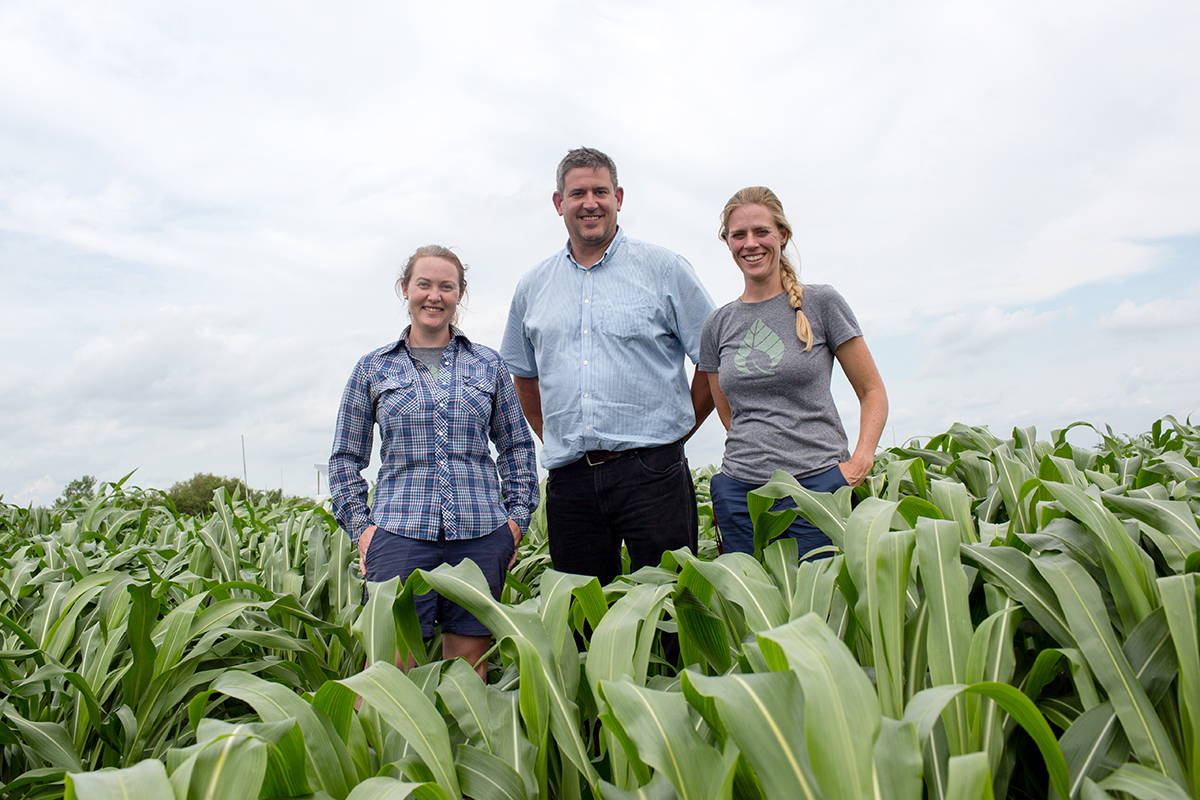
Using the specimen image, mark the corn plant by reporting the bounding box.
[3,416,1199,799]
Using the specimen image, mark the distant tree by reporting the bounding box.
[166,473,248,516]
[54,475,97,509]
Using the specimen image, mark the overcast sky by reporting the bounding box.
[3,1,1198,507]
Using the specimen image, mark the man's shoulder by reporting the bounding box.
[617,233,685,264]
[513,247,571,292]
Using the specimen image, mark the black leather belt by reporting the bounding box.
[571,440,679,468]
[584,449,630,466]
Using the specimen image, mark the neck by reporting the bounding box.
[409,325,452,349]
[569,230,617,269]
[740,275,785,304]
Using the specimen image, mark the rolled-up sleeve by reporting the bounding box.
[329,359,375,542]
[490,360,539,531]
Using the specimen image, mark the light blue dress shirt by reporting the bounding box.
[501,228,716,469]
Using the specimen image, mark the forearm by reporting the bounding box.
[511,376,544,442]
[685,365,715,441]
[329,369,376,541]
[846,386,889,479]
[494,372,541,531]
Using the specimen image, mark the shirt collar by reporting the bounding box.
[391,324,471,353]
[566,226,625,270]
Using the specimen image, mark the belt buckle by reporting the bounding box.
[585,451,606,467]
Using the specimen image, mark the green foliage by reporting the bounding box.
[52,476,96,509]
[2,416,1199,799]
[164,472,251,516]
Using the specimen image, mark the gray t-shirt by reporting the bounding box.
[409,346,444,382]
[698,285,862,483]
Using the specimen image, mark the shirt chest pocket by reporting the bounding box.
[374,376,421,417]
[459,371,494,420]
[602,295,656,339]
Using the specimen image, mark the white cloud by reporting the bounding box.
[3,0,1200,504]
[919,307,1059,374]
[1096,282,1200,334]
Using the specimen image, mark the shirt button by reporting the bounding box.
[583,360,588,365]
[583,329,589,334]
[586,425,591,430]
[584,393,589,398]
[584,299,589,304]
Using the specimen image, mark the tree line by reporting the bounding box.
[50,472,293,516]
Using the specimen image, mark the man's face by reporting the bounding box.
[553,167,623,251]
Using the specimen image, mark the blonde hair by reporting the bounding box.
[395,245,469,326]
[718,186,812,351]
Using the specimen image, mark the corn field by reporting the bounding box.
[2,417,1199,799]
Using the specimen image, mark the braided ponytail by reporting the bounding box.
[719,186,812,351]
[779,256,813,351]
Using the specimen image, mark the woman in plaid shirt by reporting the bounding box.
[329,245,539,680]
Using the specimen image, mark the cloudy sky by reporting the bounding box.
[3,1,1198,507]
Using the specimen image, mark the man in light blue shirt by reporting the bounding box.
[501,147,716,584]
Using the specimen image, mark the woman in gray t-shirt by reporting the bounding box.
[698,186,888,559]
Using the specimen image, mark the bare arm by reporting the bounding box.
[834,336,889,486]
[684,365,716,442]
[511,375,544,442]
[705,370,731,431]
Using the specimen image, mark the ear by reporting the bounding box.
[552,191,564,216]
[614,186,624,211]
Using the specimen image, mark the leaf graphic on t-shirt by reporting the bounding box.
[734,319,785,375]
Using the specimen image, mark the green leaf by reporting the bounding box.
[65,759,172,800]
[8,712,83,772]
[758,614,880,800]
[436,657,492,752]
[1095,762,1193,800]
[682,669,823,800]
[339,661,461,799]
[599,679,737,800]
[915,520,972,753]
[749,471,849,549]
[212,670,355,799]
[455,743,529,800]
[1158,574,1200,798]
[1035,554,1185,784]
[960,544,1074,646]
[944,752,994,800]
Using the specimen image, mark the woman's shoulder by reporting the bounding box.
[803,283,853,310]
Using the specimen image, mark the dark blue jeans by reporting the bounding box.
[363,523,513,637]
[547,441,697,586]
[710,464,850,560]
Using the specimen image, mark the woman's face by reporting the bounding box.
[725,204,786,285]
[404,256,462,334]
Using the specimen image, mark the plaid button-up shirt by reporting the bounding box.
[329,326,538,544]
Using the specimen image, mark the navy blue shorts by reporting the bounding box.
[363,522,514,637]
[710,464,850,560]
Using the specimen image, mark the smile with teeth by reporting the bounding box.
[742,253,766,263]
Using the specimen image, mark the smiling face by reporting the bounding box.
[553,166,623,260]
[403,256,463,343]
[724,203,787,291]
